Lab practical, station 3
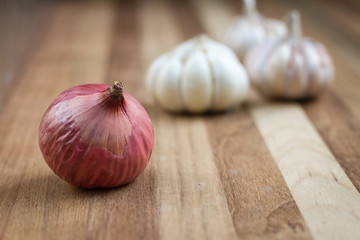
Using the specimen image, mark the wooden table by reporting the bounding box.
[1,0,359,239]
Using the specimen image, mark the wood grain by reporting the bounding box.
[0,0,360,239]
[303,92,360,192]
[0,0,54,111]
[204,110,311,239]
[251,103,360,240]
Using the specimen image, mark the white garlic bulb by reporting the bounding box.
[224,0,287,61]
[245,11,335,99]
[146,35,249,113]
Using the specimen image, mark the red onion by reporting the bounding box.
[39,82,154,189]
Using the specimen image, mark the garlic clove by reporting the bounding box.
[146,54,169,101]
[286,51,309,98]
[303,41,334,96]
[172,38,196,60]
[181,50,212,113]
[265,44,292,96]
[207,50,249,111]
[303,42,322,95]
[203,39,239,63]
[204,39,249,110]
[154,57,184,112]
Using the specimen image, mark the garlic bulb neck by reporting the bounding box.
[287,10,302,45]
[107,81,124,100]
[197,34,209,43]
[244,0,258,18]
[195,34,210,48]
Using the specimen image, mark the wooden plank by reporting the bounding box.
[194,0,360,239]
[140,1,238,239]
[153,112,238,240]
[139,0,183,105]
[0,2,114,240]
[192,0,235,42]
[315,1,360,38]
[0,1,54,111]
[343,0,360,10]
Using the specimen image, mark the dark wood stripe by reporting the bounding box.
[107,1,145,99]
[172,0,203,40]
[327,0,360,16]
[302,91,360,192]
[204,108,312,239]
[274,0,360,56]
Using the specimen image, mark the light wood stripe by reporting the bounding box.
[140,1,237,239]
[250,103,360,240]
[194,0,360,239]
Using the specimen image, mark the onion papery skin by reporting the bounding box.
[39,84,154,189]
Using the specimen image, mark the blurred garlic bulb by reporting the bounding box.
[245,11,335,99]
[146,35,249,114]
[224,0,287,61]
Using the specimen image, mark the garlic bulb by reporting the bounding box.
[224,0,287,61]
[146,35,249,113]
[245,11,335,99]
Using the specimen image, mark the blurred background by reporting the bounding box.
[0,0,53,109]
[0,0,359,111]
